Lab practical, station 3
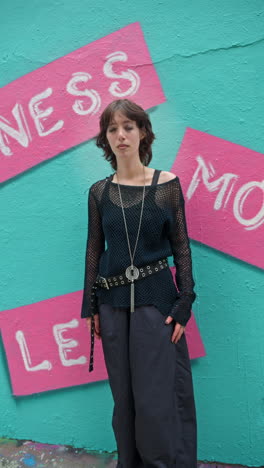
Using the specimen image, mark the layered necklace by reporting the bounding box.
[116,164,146,313]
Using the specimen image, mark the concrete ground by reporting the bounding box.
[0,439,254,468]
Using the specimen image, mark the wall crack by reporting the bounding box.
[133,35,264,69]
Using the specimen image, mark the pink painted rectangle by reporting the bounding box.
[0,292,108,395]
[172,128,264,269]
[185,314,205,359]
[0,22,165,183]
[0,284,204,396]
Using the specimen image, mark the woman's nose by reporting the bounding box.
[117,128,125,139]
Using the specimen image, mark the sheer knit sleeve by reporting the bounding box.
[80,186,105,318]
[167,178,196,326]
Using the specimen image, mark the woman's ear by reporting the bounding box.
[140,128,146,140]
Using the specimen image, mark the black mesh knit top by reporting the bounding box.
[80,169,196,326]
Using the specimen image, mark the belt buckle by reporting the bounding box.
[101,276,109,290]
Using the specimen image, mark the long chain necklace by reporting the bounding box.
[116,164,146,313]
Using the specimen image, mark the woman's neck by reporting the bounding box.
[112,165,154,185]
[115,161,144,179]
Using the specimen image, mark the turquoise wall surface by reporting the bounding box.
[1,1,263,466]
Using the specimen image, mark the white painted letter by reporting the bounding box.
[28,88,64,136]
[0,104,32,156]
[53,319,87,367]
[187,155,238,210]
[66,72,101,115]
[16,331,52,371]
[233,181,264,230]
[104,51,140,97]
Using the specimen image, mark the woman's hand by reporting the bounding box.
[86,315,101,340]
[165,316,185,343]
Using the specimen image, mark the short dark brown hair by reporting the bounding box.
[96,99,155,170]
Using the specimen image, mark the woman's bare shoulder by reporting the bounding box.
[158,170,177,183]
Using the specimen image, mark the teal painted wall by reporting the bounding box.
[1,1,264,466]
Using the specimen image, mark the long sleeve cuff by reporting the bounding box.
[169,291,196,326]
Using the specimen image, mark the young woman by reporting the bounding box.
[81,99,197,468]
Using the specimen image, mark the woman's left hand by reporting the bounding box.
[165,316,185,343]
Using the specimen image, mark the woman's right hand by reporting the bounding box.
[86,315,101,339]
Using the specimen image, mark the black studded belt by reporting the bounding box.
[88,257,169,372]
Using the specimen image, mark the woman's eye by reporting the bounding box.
[108,126,133,133]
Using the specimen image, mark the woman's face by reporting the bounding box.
[106,111,144,160]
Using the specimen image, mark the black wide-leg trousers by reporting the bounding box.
[98,303,197,468]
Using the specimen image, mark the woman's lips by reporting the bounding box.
[118,145,128,149]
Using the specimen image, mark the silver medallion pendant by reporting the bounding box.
[125,265,139,313]
[125,265,139,282]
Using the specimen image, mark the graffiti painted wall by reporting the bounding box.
[0,1,263,466]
